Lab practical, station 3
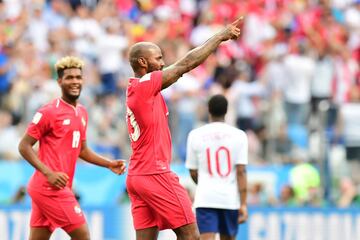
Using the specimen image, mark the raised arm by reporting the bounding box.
[189,169,198,184]
[161,17,244,89]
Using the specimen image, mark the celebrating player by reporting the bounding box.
[18,56,126,240]
[125,17,244,240]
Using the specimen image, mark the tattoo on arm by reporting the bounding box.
[162,33,223,88]
[178,33,223,72]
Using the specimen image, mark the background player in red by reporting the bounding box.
[18,56,126,240]
[126,17,243,240]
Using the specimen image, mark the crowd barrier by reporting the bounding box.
[4,162,355,239]
[1,205,360,240]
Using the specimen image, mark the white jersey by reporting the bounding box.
[186,122,248,209]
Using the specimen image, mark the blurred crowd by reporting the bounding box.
[0,0,359,207]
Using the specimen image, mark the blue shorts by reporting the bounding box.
[196,208,239,236]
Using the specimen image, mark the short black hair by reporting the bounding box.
[208,94,228,117]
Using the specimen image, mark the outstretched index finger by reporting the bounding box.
[231,16,244,27]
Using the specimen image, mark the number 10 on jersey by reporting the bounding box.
[206,146,231,177]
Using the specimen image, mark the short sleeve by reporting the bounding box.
[185,131,198,170]
[235,131,248,165]
[137,71,162,97]
[26,106,52,140]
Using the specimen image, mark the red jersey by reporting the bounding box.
[126,71,171,175]
[27,98,88,191]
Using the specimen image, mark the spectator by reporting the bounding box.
[337,177,360,208]
[171,73,202,162]
[228,63,266,132]
[310,47,335,121]
[0,110,21,160]
[27,3,50,53]
[338,85,360,183]
[289,149,321,205]
[278,185,297,207]
[0,44,14,107]
[283,41,315,126]
[11,186,26,204]
[68,4,102,60]
[248,182,269,206]
[96,18,128,95]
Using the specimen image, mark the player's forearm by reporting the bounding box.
[79,147,112,168]
[237,166,247,206]
[175,33,224,74]
[239,185,247,206]
[18,141,52,176]
[189,169,198,184]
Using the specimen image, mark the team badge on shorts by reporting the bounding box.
[74,205,82,215]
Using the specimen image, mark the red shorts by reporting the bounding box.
[27,187,86,233]
[126,171,196,230]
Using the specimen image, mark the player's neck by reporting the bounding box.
[209,116,225,123]
[61,96,77,107]
[134,69,147,78]
[134,73,143,78]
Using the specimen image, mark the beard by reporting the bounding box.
[63,91,81,102]
[147,62,163,73]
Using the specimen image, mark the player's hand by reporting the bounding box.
[219,16,244,41]
[46,171,69,189]
[238,205,248,224]
[108,160,126,175]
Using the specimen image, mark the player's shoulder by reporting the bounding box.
[139,71,162,83]
[188,123,218,139]
[37,99,59,113]
[227,124,247,137]
[227,124,245,134]
[188,123,207,136]
[139,73,152,82]
[76,103,87,112]
[31,99,58,123]
[215,123,247,139]
[126,76,145,90]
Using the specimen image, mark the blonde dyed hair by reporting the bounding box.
[55,56,85,78]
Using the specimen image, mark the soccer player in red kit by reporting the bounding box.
[125,17,244,239]
[18,56,126,240]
